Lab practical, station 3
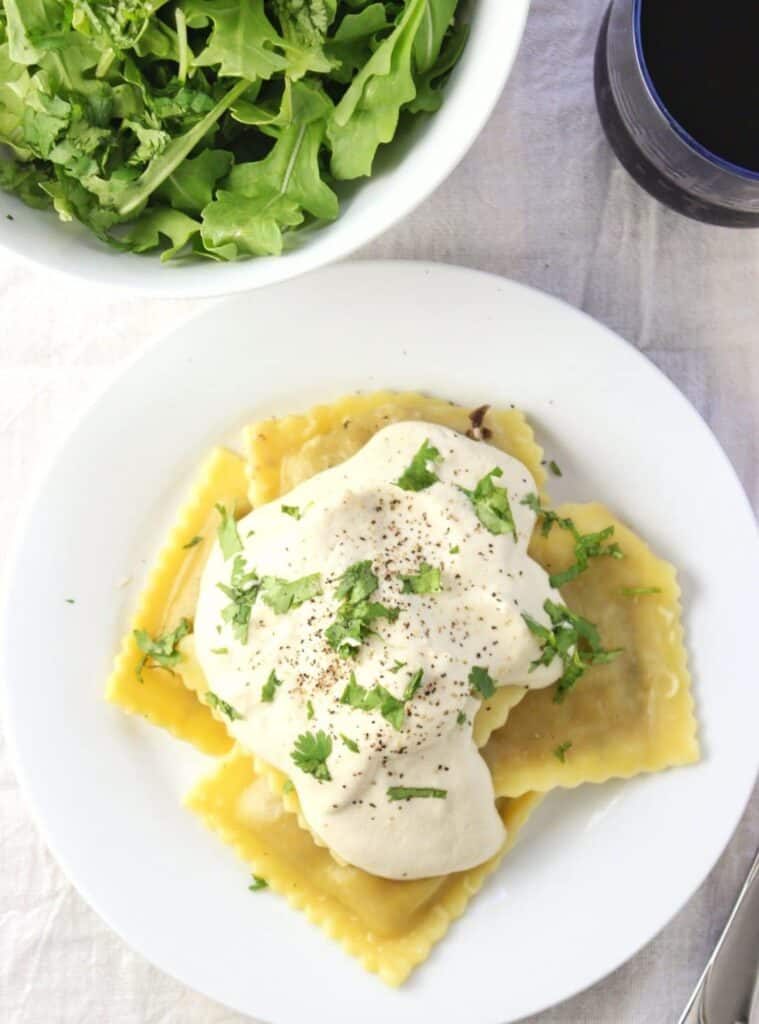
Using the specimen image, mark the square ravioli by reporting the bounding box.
[186,750,542,986]
[483,503,699,796]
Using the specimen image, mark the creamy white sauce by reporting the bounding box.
[195,422,562,880]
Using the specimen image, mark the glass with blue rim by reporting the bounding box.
[595,0,759,226]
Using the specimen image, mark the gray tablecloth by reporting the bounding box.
[1,1,757,1021]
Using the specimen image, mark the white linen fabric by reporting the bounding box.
[1,1,757,1021]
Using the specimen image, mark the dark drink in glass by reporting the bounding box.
[595,0,759,226]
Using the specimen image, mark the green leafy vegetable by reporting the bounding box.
[389,659,406,673]
[0,0,468,260]
[306,699,315,720]
[260,572,323,614]
[291,729,332,781]
[182,535,203,549]
[387,786,447,801]
[217,555,261,643]
[326,560,398,657]
[398,561,442,594]
[339,668,422,731]
[281,504,302,519]
[548,460,562,477]
[248,874,268,891]
[215,503,243,560]
[456,710,466,725]
[282,779,294,795]
[394,438,442,491]
[449,544,459,554]
[402,668,424,701]
[554,740,572,763]
[261,669,282,702]
[340,732,359,753]
[468,665,496,699]
[459,467,517,539]
[520,494,623,587]
[134,617,191,682]
[522,599,623,703]
[619,586,662,597]
[206,690,243,721]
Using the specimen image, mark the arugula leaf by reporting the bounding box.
[248,874,268,891]
[133,617,190,682]
[260,572,322,614]
[523,599,623,703]
[183,0,290,80]
[327,0,427,179]
[215,502,243,560]
[387,786,447,801]
[206,690,243,720]
[394,439,442,492]
[399,561,442,595]
[154,148,233,215]
[460,468,517,539]
[291,729,332,781]
[414,0,458,73]
[261,669,282,702]
[468,665,496,699]
[118,207,200,261]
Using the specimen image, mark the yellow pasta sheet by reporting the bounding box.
[186,750,542,986]
[484,503,699,797]
[105,448,249,755]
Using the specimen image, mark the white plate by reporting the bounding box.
[3,262,758,1024]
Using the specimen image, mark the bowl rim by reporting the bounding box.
[0,0,532,299]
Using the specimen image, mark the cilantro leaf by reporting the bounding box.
[394,439,442,492]
[215,503,243,560]
[339,669,421,731]
[261,669,282,703]
[134,618,191,682]
[217,555,260,643]
[522,599,623,702]
[248,874,268,891]
[468,665,496,699]
[182,535,203,549]
[206,690,243,721]
[389,659,406,674]
[326,561,398,657]
[521,494,624,586]
[387,786,447,801]
[554,741,572,763]
[459,468,517,539]
[282,779,294,795]
[281,504,302,519]
[549,460,562,477]
[260,572,322,614]
[456,710,467,725]
[306,699,315,720]
[334,560,379,603]
[398,562,442,595]
[619,586,662,597]
[340,733,359,753]
[402,668,424,701]
[291,730,332,782]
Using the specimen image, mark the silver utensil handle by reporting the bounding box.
[678,849,759,1024]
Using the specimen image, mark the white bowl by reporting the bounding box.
[0,1,530,298]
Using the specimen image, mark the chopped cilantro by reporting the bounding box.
[469,665,496,699]
[281,505,302,520]
[394,439,442,491]
[217,555,260,643]
[248,875,268,892]
[307,699,315,720]
[449,544,460,555]
[282,780,294,795]
[261,669,282,703]
[291,730,332,782]
[260,572,322,614]
[398,562,442,595]
[402,668,424,701]
[389,659,407,674]
[459,468,517,539]
[340,733,359,753]
[210,647,228,655]
[215,503,243,560]
[134,618,191,683]
[523,599,623,702]
[456,710,467,725]
[326,561,398,658]
[554,740,572,762]
[182,535,202,549]
[206,691,243,721]
[619,586,662,597]
[65,598,75,604]
[549,460,562,477]
[521,494,623,586]
[339,672,411,732]
[387,787,447,801]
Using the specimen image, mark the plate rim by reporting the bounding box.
[2,259,758,1022]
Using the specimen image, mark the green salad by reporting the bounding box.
[0,1,466,261]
